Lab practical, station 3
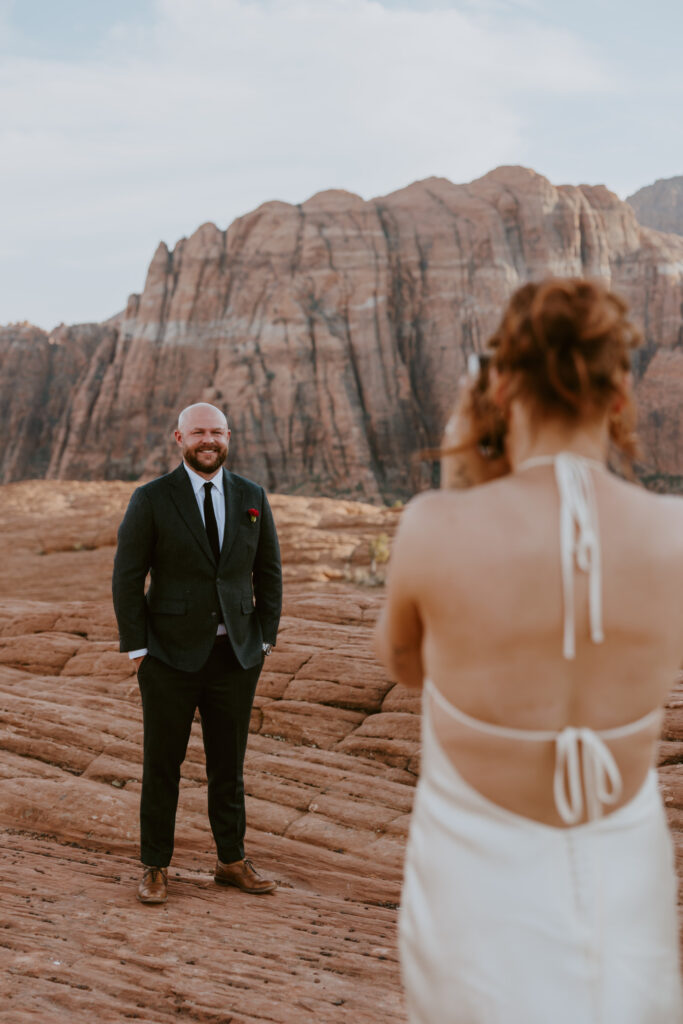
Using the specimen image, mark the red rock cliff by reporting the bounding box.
[3,166,683,498]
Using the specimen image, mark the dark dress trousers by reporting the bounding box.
[112,464,282,867]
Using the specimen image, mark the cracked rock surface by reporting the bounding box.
[0,480,681,1022]
[0,481,409,1023]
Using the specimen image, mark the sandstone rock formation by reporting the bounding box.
[628,176,683,236]
[0,322,119,483]
[1,483,682,1021]
[2,166,683,499]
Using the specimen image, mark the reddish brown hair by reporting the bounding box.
[490,278,641,457]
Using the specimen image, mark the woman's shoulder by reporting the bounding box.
[400,483,484,515]
[397,481,503,538]
[606,476,683,558]
[646,489,683,539]
[617,476,683,518]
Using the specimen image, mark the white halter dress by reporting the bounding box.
[399,453,683,1024]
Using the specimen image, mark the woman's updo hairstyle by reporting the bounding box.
[489,278,641,458]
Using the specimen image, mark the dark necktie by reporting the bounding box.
[203,482,221,562]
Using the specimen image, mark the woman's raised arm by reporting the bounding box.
[374,498,427,691]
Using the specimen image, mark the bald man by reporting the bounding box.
[112,403,282,904]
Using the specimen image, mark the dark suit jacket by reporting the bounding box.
[112,464,282,672]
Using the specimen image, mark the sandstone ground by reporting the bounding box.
[0,482,681,1022]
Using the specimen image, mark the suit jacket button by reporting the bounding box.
[211,612,217,619]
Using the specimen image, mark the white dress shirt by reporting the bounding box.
[127,462,227,658]
[182,462,226,547]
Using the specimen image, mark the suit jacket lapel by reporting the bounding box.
[219,469,243,567]
[168,464,216,566]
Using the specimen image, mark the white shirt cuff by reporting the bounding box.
[128,648,148,659]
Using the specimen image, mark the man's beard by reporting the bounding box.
[184,445,228,475]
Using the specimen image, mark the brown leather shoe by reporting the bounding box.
[137,866,168,904]
[214,857,276,894]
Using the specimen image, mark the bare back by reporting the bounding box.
[398,462,683,826]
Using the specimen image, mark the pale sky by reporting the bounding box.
[1,0,681,330]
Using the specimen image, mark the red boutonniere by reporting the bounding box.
[247,507,259,524]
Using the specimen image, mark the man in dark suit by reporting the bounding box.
[112,402,282,904]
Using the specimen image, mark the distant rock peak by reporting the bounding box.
[627,175,683,237]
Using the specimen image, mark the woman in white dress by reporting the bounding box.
[375,279,683,1024]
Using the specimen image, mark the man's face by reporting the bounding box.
[175,407,230,477]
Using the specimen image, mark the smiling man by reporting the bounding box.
[112,402,282,904]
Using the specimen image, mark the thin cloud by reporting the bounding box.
[0,0,616,327]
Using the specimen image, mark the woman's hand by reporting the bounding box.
[441,377,510,489]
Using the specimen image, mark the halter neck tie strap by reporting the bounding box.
[517,452,604,660]
[555,454,604,659]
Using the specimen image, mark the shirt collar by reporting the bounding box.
[183,462,224,496]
